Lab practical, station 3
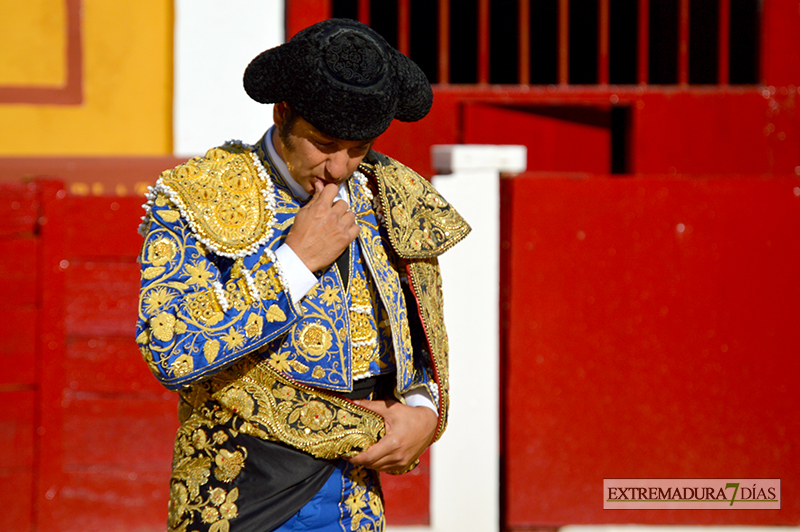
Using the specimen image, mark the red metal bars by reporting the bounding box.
[598,0,610,84]
[478,0,491,83]
[327,0,750,88]
[438,0,450,84]
[558,0,569,84]
[638,0,649,84]
[397,0,411,56]
[358,0,370,25]
[718,0,730,84]
[678,0,690,84]
[519,0,531,85]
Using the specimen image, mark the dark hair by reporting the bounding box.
[277,104,301,149]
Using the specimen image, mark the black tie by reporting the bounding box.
[335,243,350,290]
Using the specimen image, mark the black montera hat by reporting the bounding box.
[243,18,432,140]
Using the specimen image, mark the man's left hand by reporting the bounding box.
[347,399,438,472]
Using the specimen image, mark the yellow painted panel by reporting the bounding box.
[0,0,66,86]
[0,0,173,155]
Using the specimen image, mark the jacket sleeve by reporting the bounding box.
[136,193,303,390]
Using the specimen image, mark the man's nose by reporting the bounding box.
[326,149,350,180]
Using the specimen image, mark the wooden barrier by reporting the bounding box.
[501,174,800,527]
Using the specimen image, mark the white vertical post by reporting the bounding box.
[388,145,525,532]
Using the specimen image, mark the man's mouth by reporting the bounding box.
[315,177,342,187]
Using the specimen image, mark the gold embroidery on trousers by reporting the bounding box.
[168,415,244,532]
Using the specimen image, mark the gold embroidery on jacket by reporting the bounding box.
[185,290,224,325]
[180,355,386,460]
[407,257,450,441]
[297,322,333,357]
[366,157,470,259]
[350,182,410,389]
[349,274,380,378]
[159,145,276,257]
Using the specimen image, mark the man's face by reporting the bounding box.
[273,103,374,195]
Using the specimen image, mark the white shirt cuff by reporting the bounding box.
[402,387,438,415]
[274,243,318,304]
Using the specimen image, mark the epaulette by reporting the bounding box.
[360,151,471,259]
[146,142,278,259]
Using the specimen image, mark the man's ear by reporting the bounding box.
[273,102,288,128]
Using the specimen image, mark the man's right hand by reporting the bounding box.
[284,180,360,272]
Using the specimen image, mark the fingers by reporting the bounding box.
[311,181,339,205]
[346,399,432,472]
[347,437,400,471]
[285,181,360,272]
[353,398,391,415]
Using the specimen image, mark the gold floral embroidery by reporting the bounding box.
[297,401,334,432]
[253,266,284,300]
[171,354,194,378]
[185,261,215,287]
[219,387,255,418]
[320,286,341,305]
[352,229,407,387]
[266,304,287,322]
[342,465,385,532]
[408,258,450,441]
[168,419,244,532]
[268,351,292,373]
[214,449,246,482]
[224,281,247,312]
[297,323,333,357]
[151,312,177,341]
[147,237,178,266]
[220,327,245,350]
[204,339,220,363]
[266,349,309,374]
[409,226,435,252]
[142,266,165,280]
[159,145,276,257]
[143,287,172,316]
[159,208,181,223]
[183,356,386,460]
[366,155,470,259]
[367,492,383,518]
[348,275,380,378]
[201,507,219,524]
[244,314,263,338]
[208,487,226,506]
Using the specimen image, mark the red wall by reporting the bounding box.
[0,180,177,532]
[501,174,800,526]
